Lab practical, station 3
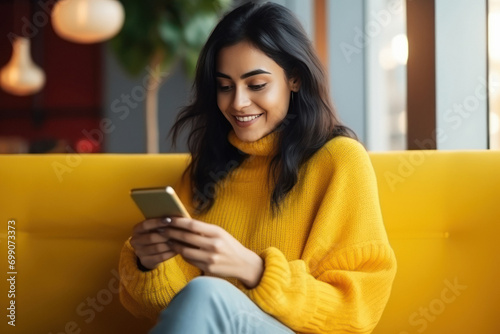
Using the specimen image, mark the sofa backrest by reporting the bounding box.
[369,150,500,333]
[0,154,190,334]
[0,151,499,334]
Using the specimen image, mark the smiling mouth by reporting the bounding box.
[234,114,263,122]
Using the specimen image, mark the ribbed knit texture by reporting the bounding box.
[119,129,397,333]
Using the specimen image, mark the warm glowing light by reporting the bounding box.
[391,34,409,65]
[491,72,500,97]
[491,112,500,135]
[489,12,500,61]
[397,110,407,134]
[0,37,46,96]
[76,138,100,153]
[379,47,397,70]
[52,0,125,44]
[379,34,409,70]
[77,0,89,26]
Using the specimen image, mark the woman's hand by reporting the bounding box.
[130,218,178,270]
[162,217,264,289]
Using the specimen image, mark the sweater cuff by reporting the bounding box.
[246,244,397,333]
[243,247,331,330]
[119,239,186,299]
[243,247,295,311]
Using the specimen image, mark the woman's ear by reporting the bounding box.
[288,77,301,92]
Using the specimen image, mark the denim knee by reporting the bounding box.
[185,276,231,290]
[151,277,294,334]
[167,276,231,305]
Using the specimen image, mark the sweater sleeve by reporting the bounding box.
[118,167,201,320]
[118,240,200,320]
[242,138,397,334]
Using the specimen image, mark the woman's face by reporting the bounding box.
[216,41,298,142]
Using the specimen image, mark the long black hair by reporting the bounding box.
[170,1,357,216]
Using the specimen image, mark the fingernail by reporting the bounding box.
[162,217,172,224]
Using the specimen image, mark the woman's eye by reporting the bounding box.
[217,85,233,92]
[249,83,267,91]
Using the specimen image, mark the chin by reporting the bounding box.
[234,129,264,142]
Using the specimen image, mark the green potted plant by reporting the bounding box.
[110,0,231,153]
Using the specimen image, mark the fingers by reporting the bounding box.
[132,218,170,235]
[138,251,177,271]
[129,217,226,272]
[130,220,177,269]
[168,240,212,263]
[166,217,220,237]
[134,241,173,257]
[131,233,177,270]
[130,230,168,248]
[163,227,213,250]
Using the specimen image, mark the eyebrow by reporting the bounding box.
[215,69,271,80]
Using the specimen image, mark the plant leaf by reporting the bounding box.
[182,12,218,48]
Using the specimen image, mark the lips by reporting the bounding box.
[234,114,263,122]
[233,113,263,128]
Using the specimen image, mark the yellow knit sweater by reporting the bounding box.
[119,129,397,334]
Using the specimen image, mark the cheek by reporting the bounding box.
[217,94,230,114]
[261,87,290,120]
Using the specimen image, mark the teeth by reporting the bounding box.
[235,114,261,122]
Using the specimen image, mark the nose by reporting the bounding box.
[231,86,251,111]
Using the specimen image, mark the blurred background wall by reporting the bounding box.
[0,0,498,153]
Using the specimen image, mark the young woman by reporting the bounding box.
[119,2,397,333]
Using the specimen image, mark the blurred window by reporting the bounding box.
[490,0,500,149]
[366,0,407,151]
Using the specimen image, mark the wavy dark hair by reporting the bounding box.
[169,1,357,216]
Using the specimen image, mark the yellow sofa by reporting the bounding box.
[1,150,499,334]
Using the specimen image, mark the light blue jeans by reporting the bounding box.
[149,277,294,334]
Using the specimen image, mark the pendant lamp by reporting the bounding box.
[51,0,125,44]
[0,37,46,96]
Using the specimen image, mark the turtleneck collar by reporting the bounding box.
[227,129,280,156]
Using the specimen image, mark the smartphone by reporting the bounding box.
[130,186,191,219]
